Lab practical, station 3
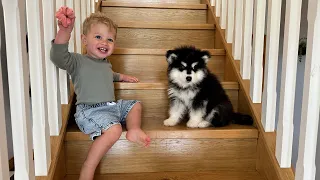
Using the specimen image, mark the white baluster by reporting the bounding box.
[74,0,82,53]
[240,0,254,79]
[232,0,243,60]
[26,0,51,175]
[226,0,234,43]
[261,0,282,132]
[87,0,91,16]
[81,0,87,31]
[66,0,75,55]
[215,0,221,17]
[210,0,215,6]
[276,0,303,168]
[0,36,10,180]
[220,0,227,29]
[250,0,266,103]
[42,0,62,136]
[57,0,69,105]
[91,0,96,13]
[295,0,320,179]
[2,0,35,179]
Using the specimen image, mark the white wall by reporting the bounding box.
[0,0,14,159]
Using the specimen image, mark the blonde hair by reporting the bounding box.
[82,12,118,36]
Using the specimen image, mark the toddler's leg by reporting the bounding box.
[125,102,151,147]
[79,124,122,180]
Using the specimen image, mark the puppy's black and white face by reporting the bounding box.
[166,46,211,88]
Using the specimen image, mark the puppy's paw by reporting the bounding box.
[164,118,179,126]
[198,121,211,128]
[186,120,200,128]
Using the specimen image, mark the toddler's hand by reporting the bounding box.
[120,74,139,83]
[56,6,75,32]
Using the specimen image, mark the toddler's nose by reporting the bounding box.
[186,76,192,82]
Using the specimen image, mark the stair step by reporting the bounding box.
[101,5,207,23]
[109,48,225,81]
[65,81,257,174]
[117,21,215,30]
[65,171,265,180]
[116,28,214,49]
[113,48,225,55]
[65,134,257,174]
[102,2,207,9]
[103,0,202,4]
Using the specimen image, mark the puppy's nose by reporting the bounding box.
[186,76,192,82]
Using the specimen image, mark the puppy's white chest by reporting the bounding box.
[169,88,197,106]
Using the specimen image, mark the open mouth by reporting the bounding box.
[98,47,108,53]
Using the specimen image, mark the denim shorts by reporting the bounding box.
[74,99,140,140]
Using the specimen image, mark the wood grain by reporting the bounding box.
[65,171,265,180]
[112,48,225,55]
[109,54,225,81]
[65,138,257,174]
[102,7,207,23]
[66,122,258,141]
[116,21,215,30]
[102,2,207,9]
[115,28,215,49]
[103,0,201,4]
[53,145,66,180]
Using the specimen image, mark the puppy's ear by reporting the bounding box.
[166,50,177,64]
[201,50,211,64]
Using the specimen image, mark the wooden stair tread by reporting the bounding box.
[117,21,215,29]
[102,2,207,9]
[112,48,225,55]
[65,171,265,180]
[114,81,239,90]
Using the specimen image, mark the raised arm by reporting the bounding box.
[54,6,75,44]
[50,6,78,73]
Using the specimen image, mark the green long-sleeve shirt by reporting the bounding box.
[50,40,120,105]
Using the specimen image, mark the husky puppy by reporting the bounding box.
[163,46,253,128]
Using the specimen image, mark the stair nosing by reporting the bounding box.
[116,21,215,30]
[113,48,226,56]
[102,2,207,10]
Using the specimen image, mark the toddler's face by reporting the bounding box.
[82,23,116,59]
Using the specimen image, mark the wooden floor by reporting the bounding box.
[65,171,266,180]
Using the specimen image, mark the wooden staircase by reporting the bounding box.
[62,1,266,179]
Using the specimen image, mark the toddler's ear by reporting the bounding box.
[201,50,211,64]
[166,50,177,64]
[81,34,87,45]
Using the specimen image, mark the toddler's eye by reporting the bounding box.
[108,38,114,42]
[95,35,102,39]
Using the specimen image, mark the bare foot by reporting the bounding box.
[126,129,151,147]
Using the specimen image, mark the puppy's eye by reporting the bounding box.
[179,65,185,71]
[193,65,198,70]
